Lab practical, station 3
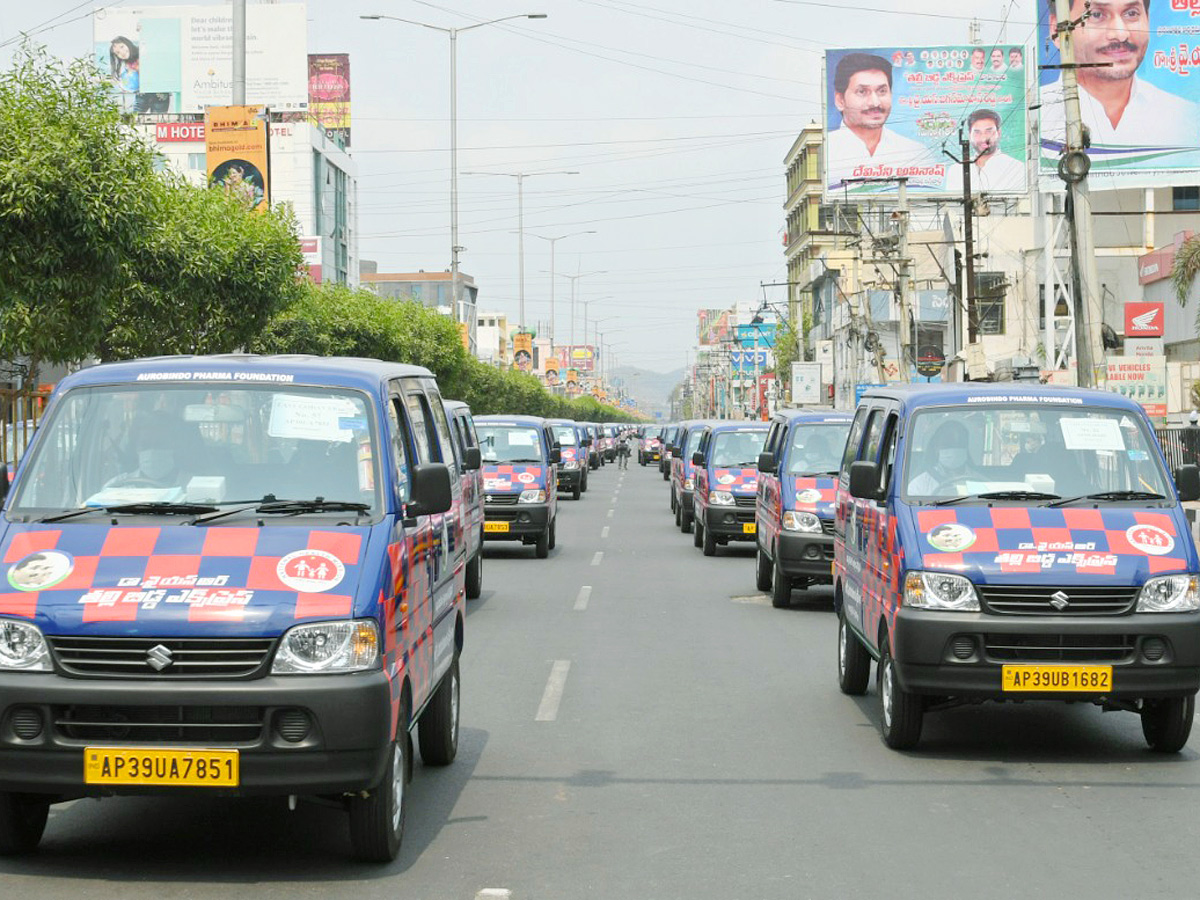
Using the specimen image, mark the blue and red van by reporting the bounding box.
[691,422,769,557]
[548,419,588,500]
[474,416,560,558]
[756,411,853,608]
[669,420,712,534]
[835,384,1200,751]
[0,355,466,860]
[444,399,485,599]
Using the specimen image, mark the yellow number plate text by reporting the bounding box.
[1001,665,1112,693]
[84,747,239,787]
[484,522,510,533]
[743,523,757,534]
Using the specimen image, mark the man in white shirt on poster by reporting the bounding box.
[826,53,931,189]
[945,109,1026,193]
[1040,0,1196,150]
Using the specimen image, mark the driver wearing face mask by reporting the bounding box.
[107,416,184,488]
[907,421,977,496]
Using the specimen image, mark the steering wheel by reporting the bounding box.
[931,476,967,496]
[114,477,167,488]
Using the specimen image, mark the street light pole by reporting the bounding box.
[360,12,547,349]
[532,230,595,346]
[559,270,606,367]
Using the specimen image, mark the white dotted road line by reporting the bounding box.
[477,890,512,900]
[607,508,614,518]
[535,660,571,722]
[601,526,610,539]
[574,585,592,611]
[591,551,604,566]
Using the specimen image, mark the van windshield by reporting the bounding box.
[477,425,544,464]
[9,384,380,516]
[709,430,768,468]
[552,425,578,446]
[787,423,851,476]
[902,404,1171,502]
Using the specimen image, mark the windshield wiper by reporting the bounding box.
[256,498,371,515]
[505,458,544,464]
[1048,490,1167,508]
[38,501,219,523]
[932,490,1061,507]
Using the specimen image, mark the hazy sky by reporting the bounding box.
[0,0,1040,374]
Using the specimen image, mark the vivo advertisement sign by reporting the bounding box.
[824,45,1028,196]
[1038,0,1200,185]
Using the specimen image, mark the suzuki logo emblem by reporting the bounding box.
[1050,591,1070,611]
[146,644,174,671]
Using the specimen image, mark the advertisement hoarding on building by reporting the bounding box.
[1125,301,1166,337]
[1038,3,1200,186]
[824,45,1027,196]
[560,345,595,373]
[205,105,269,211]
[697,309,733,347]
[1107,356,1168,419]
[736,323,776,347]
[791,362,822,404]
[308,53,351,145]
[94,4,308,114]
[513,333,533,372]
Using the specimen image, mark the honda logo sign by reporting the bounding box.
[1125,301,1165,337]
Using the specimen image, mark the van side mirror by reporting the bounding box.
[757,451,776,474]
[692,450,705,466]
[463,447,481,471]
[550,446,562,464]
[848,461,882,501]
[407,463,453,517]
[1175,464,1200,502]
[0,466,11,505]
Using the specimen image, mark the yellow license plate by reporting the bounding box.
[743,523,757,534]
[1001,665,1112,693]
[484,521,510,533]
[84,747,239,787]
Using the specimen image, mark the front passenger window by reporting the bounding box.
[387,399,413,504]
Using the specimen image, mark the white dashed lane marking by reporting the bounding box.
[591,551,604,566]
[536,660,571,721]
[574,585,592,611]
[601,526,610,539]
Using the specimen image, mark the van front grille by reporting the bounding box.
[49,637,273,679]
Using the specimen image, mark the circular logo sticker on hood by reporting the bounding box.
[1126,524,1175,556]
[517,472,536,484]
[718,473,735,485]
[277,549,346,593]
[8,550,74,592]
[927,523,976,553]
[797,488,822,504]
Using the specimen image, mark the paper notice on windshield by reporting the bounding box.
[268,395,358,442]
[507,431,536,446]
[1059,418,1125,451]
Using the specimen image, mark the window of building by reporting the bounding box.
[1173,186,1200,211]
[187,153,205,171]
[975,272,1007,335]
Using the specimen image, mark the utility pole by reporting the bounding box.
[232,0,246,104]
[1053,0,1105,387]
[896,178,912,383]
[944,131,979,346]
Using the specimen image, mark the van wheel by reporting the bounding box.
[465,550,482,600]
[770,555,791,608]
[755,543,773,591]
[0,793,49,855]
[675,502,683,529]
[418,658,460,766]
[662,468,669,482]
[349,717,409,862]
[535,526,550,559]
[548,518,557,550]
[837,611,871,696]
[670,491,677,515]
[693,519,703,549]
[878,639,923,750]
[702,522,717,556]
[1141,695,1195,752]
[682,508,693,535]
[572,482,581,501]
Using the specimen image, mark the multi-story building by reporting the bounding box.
[360,270,481,353]
[475,312,510,368]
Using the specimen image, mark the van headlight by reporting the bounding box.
[562,460,579,470]
[519,489,547,504]
[684,477,695,490]
[710,490,734,506]
[1137,574,1200,613]
[272,619,381,674]
[0,620,51,671]
[783,511,821,533]
[903,571,980,612]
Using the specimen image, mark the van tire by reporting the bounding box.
[1141,694,1195,753]
[675,502,683,528]
[548,517,557,550]
[682,508,693,534]
[755,543,773,592]
[702,522,717,556]
[693,519,703,549]
[662,468,669,482]
[349,714,409,862]
[670,491,677,515]
[878,639,923,750]
[535,526,550,559]
[770,555,791,608]
[837,612,871,696]
[0,793,49,855]
[465,550,482,600]
[581,470,588,492]
[572,482,581,501]
[418,658,460,766]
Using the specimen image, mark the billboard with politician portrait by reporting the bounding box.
[824,46,1028,196]
[1038,0,1200,185]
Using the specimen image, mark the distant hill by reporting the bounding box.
[608,365,684,419]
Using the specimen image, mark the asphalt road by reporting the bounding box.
[4,459,1200,899]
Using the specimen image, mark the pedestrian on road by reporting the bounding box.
[617,431,631,469]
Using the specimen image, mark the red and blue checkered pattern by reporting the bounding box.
[789,477,837,518]
[712,467,758,496]
[482,464,546,493]
[914,506,1189,579]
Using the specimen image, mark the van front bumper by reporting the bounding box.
[704,505,757,541]
[892,608,1200,699]
[776,530,835,581]
[483,501,550,539]
[0,670,394,797]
